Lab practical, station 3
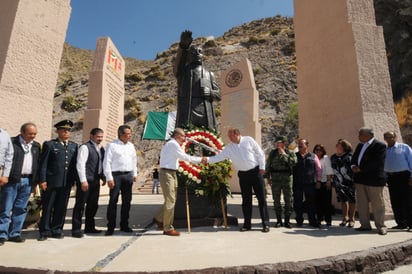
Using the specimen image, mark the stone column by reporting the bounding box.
[294,0,400,152]
[82,37,125,145]
[220,58,262,193]
[0,0,71,142]
[294,0,398,215]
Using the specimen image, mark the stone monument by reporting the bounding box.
[294,0,401,152]
[220,58,262,193]
[82,37,125,145]
[294,0,399,214]
[0,0,71,142]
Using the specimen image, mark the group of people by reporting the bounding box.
[0,120,139,245]
[1,122,411,244]
[266,127,412,236]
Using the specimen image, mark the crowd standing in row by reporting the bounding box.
[0,123,412,244]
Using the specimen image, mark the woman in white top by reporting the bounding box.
[313,144,334,226]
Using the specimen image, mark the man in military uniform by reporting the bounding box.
[265,136,297,228]
[174,30,221,130]
[38,120,78,241]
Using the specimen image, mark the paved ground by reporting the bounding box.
[0,193,412,273]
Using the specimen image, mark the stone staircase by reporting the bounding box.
[137,180,163,195]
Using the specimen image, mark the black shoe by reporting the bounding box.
[274,221,283,228]
[355,227,372,231]
[84,228,102,234]
[38,235,48,241]
[284,223,292,229]
[72,232,84,238]
[105,229,114,236]
[0,238,5,246]
[51,233,64,239]
[262,226,270,233]
[240,227,251,232]
[391,225,407,229]
[296,222,303,227]
[120,227,133,233]
[339,219,349,227]
[8,236,25,243]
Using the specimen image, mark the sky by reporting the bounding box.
[66,0,294,60]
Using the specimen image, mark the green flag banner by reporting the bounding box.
[142,111,176,140]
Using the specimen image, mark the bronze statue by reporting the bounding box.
[174,30,221,130]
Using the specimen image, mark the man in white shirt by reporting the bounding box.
[0,128,13,187]
[103,125,137,236]
[207,128,270,232]
[153,128,204,236]
[72,128,105,238]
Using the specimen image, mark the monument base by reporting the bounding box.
[174,184,238,228]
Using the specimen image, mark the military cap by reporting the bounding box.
[275,135,287,143]
[54,119,73,130]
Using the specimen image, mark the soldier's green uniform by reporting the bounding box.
[265,136,297,228]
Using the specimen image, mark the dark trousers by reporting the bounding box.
[107,172,133,230]
[39,186,71,236]
[72,179,101,233]
[315,183,332,224]
[238,166,269,228]
[293,183,317,225]
[387,171,412,227]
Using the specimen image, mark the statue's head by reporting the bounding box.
[188,45,203,65]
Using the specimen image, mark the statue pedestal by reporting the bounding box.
[173,184,238,229]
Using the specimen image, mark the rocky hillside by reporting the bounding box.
[55,2,412,177]
[55,16,297,177]
[374,0,412,143]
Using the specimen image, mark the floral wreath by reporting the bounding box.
[177,129,232,202]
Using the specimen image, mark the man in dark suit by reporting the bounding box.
[0,123,40,244]
[72,128,105,238]
[351,127,387,235]
[38,120,78,241]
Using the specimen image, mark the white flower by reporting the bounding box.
[183,171,188,175]
[178,167,184,172]
[188,173,193,178]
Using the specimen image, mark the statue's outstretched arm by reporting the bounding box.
[173,30,193,78]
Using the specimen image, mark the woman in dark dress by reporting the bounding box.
[330,139,356,228]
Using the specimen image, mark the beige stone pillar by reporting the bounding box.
[220,58,262,193]
[0,0,71,142]
[294,0,400,152]
[82,37,125,145]
[294,0,398,216]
